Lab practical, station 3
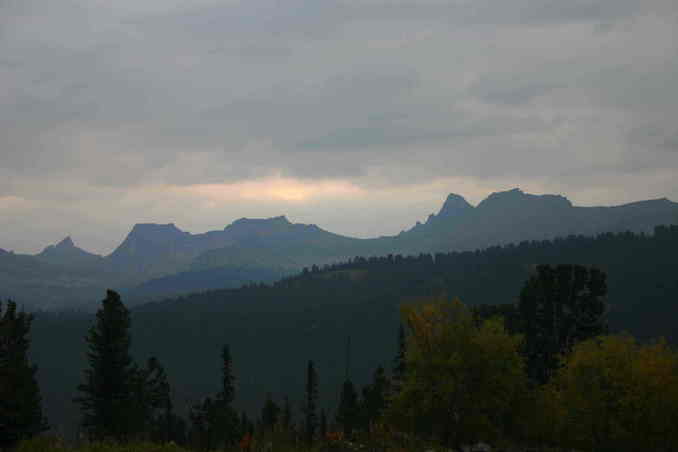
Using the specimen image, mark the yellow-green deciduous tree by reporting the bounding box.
[386,297,527,449]
[543,335,678,452]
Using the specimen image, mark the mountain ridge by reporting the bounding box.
[4,188,678,310]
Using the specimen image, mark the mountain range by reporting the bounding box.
[2,188,677,310]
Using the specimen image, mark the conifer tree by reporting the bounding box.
[130,356,170,439]
[303,360,318,447]
[336,379,359,438]
[189,397,215,451]
[320,409,327,440]
[189,344,238,450]
[392,324,406,393]
[0,300,48,449]
[281,395,292,431]
[240,411,250,437]
[362,366,389,434]
[217,345,235,406]
[215,344,238,447]
[151,389,186,446]
[261,392,280,433]
[74,290,136,442]
[520,264,608,384]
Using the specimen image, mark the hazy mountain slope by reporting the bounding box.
[0,250,113,310]
[124,265,290,301]
[35,236,105,269]
[189,218,368,272]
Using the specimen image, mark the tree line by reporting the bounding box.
[5,262,678,451]
[5,225,678,450]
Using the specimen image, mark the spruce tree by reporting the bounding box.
[320,409,327,440]
[189,344,238,450]
[281,395,292,431]
[519,264,608,384]
[130,356,171,439]
[260,392,280,433]
[217,345,235,406]
[336,379,359,438]
[391,324,406,393]
[74,290,136,442]
[303,360,318,447]
[240,411,250,437]
[362,366,389,434]
[0,300,48,449]
[215,344,238,447]
[189,397,216,451]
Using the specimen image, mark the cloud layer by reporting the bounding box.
[2,0,677,253]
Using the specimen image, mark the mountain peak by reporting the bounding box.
[126,223,188,242]
[438,193,473,217]
[56,236,75,249]
[37,235,100,263]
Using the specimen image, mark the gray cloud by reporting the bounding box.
[1,0,678,253]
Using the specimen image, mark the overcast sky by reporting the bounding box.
[2,0,677,254]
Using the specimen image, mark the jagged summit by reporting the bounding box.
[437,193,474,217]
[36,235,101,265]
[55,236,75,249]
[39,236,80,255]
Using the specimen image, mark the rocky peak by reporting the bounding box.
[55,236,75,249]
[37,235,101,263]
[437,193,473,218]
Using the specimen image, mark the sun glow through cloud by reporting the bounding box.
[176,177,365,204]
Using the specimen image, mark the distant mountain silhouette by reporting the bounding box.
[105,216,359,279]
[36,236,104,268]
[2,188,678,310]
[396,188,678,253]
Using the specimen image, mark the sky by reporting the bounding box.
[1,0,677,254]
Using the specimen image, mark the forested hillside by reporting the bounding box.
[29,225,678,440]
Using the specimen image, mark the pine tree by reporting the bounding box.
[260,392,280,433]
[189,397,216,451]
[240,411,250,437]
[189,344,238,450]
[214,344,238,447]
[151,390,186,445]
[303,360,318,447]
[217,345,235,406]
[519,264,608,384]
[336,379,359,438]
[392,324,406,393]
[362,366,389,434]
[320,409,327,440]
[281,395,292,431]
[0,300,48,449]
[74,290,136,442]
[130,356,171,439]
